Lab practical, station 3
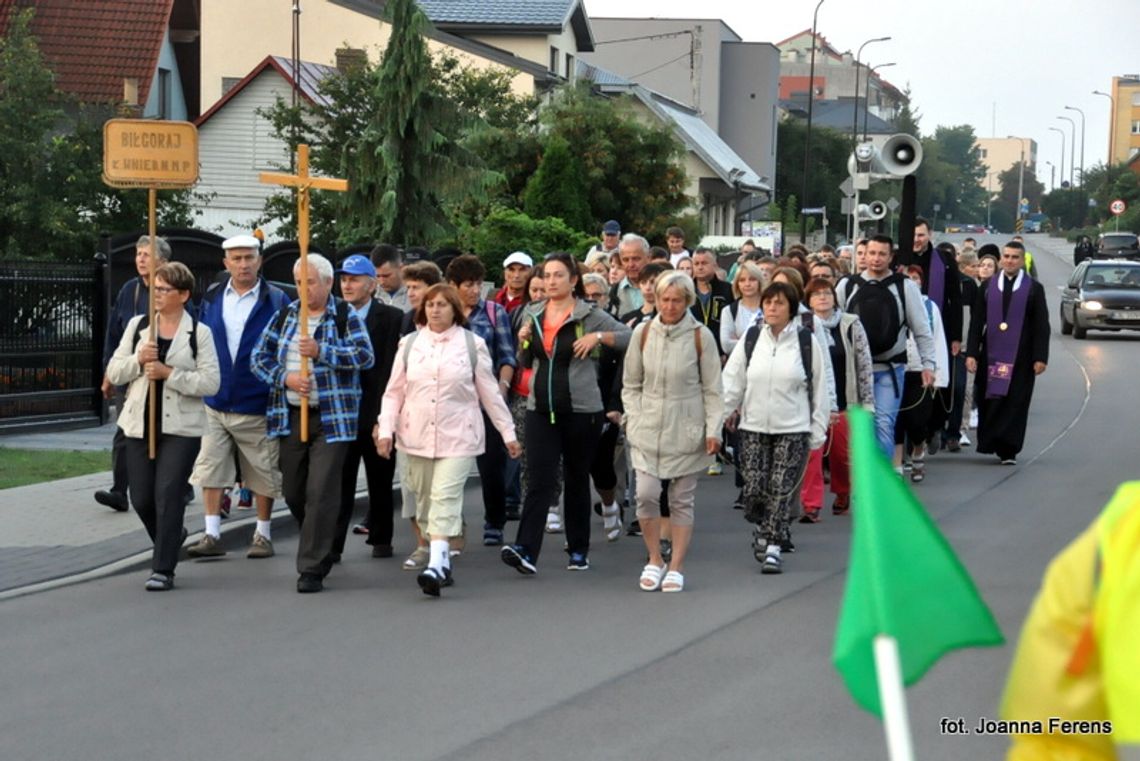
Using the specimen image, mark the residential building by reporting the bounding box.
[776,29,904,126]
[581,17,779,223]
[1106,75,1140,165]
[197,0,593,113]
[976,137,1037,196]
[1,0,195,119]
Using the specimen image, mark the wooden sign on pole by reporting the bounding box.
[259,144,349,441]
[103,119,199,459]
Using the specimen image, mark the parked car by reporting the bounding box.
[1059,259,1140,339]
[1096,232,1140,260]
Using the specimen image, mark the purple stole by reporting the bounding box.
[926,246,946,312]
[985,273,1030,399]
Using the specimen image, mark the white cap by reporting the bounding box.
[223,234,261,251]
[502,251,533,268]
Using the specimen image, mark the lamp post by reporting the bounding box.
[800,0,826,245]
[1011,136,1026,227]
[863,62,895,140]
[1048,126,1066,188]
[851,36,890,151]
[1093,89,1116,161]
[1045,160,1055,192]
[1064,105,1086,189]
[1057,115,1076,188]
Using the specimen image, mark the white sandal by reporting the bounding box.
[602,504,622,542]
[661,570,685,592]
[545,509,563,533]
[639,563,666,591]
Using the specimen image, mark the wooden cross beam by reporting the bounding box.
[259,144,349,441]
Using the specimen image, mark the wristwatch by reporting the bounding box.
[595,331,603,343]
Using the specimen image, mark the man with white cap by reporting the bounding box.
[329,254,404,562]
[493,251,533,315]
[186,234,290,559]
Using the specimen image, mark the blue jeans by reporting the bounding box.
[872,364,906,458]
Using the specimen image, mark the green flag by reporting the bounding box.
[832,407,1004,716]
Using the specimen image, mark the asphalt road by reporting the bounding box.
[2,233,1135,761]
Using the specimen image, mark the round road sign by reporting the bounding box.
[1110,199,1127,216]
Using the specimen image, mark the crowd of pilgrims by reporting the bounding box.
[100,219,1048,595]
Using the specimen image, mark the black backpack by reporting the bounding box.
[844,273,907,360]
[742,321,815,412]
[131,314,198,360]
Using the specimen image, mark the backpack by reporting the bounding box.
[844,274,907,360]
[400,328,478,381]
[742,322,814,412]
[638,322,704,382]
[131,313,198,360]
[484,300,499,328]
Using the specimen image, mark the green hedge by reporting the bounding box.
[468,208,596,283]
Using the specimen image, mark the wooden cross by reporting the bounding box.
[260,144,349,441]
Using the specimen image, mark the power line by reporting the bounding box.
[629,52,691,80]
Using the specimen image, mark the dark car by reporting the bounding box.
[1096,232,1140,260]
[1059,259,1140,339]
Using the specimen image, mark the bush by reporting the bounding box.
[467,208,595,283]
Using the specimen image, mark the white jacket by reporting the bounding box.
[722,322,830,449]
[905,296,949,388]
[106,311,221,439]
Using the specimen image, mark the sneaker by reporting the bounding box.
[483,524,504,546]
[627,519,642,537]
[1001,457,1017,466]
[501,544,537,575]
[187,533,226,558]
[969,410,978,429]
[402,545,430,571]
[351,522,370,535]
[959,431,971,446]
[707,461,723,476]
[247,532,274,559]
[545,510,563,533]
[781,537,796,554]
[237,487,253,509]
[296,573,323,593]
[144,572,174,591]
[733,489,745,510]
[417,566,453,597]
[602,504,622,542]
[567,552,590,571]
[94,489,129,512]
[761,550,783,575]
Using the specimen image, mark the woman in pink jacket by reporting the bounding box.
[376,284,521,597]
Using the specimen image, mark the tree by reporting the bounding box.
[522,136,592,232]
[894,85,921,138]
[775,119,850,241]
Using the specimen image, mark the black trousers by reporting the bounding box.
[476,411,508,529]
[515,411,602,561]
[589,420,619,492]
[279,408,349,576]
[333,429,397,554]
[111,418,130,496]
[125,434,200,575]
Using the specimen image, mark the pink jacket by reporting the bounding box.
[378,324,517,459]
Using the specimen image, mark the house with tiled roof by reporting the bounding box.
[197,0,593,114]
[190,56,340,238]
[0,0,198,119]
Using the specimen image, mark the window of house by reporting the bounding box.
[157,68,171,119]
[1132,120,1140,135]
[1131,92,1140,106]
[565,53,574,79]
[549,46,559,74]
[979,148,987,159]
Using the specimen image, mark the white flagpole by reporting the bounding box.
[874,635,916,761]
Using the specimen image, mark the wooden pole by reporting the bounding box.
[297,145,310,442]
[147,187,157,460]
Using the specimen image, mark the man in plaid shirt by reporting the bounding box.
[446,254,516,546]
[251,254,373,593]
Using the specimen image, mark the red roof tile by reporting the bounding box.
[0,0,173,105]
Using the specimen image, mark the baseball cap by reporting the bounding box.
[222,234,261,250]
[602,220,621,235]
[337,255,375,276]
[502,251,534,268]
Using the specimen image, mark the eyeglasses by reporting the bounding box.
[153,286,180,294]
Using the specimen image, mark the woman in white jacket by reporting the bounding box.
[622,272,724,592]
[722,282,829,575]
[106,262,220,591]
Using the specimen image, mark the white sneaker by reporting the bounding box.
[959,432,971,446]
[545,509,563,533]
[969,410,978,429]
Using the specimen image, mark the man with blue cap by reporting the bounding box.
[186,233,290,559]
[330,254,405,562]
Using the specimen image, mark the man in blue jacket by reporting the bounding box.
[186,235,290,559]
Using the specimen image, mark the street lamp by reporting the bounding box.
[1045,160,1055,192]
[863,62,895,140]
[1057,115,1076,188]
[1048,126,1066,188]
[851,36,890,150]
[1064,105,1085,189]
[1010,135,1027,227]
[800,0,826,244]
[1093,89,1116,160]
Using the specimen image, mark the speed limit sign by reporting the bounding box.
[1110,199,1127,216]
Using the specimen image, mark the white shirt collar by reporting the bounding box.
[997,270,1024,292]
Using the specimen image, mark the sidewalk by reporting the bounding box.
[0,423,370,599]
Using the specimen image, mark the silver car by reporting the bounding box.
[1059,259,1140,339]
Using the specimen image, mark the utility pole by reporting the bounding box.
[800,0,826,245]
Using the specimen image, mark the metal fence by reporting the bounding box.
[0,258,106,431]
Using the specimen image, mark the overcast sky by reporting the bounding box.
[584,0,1140,187]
